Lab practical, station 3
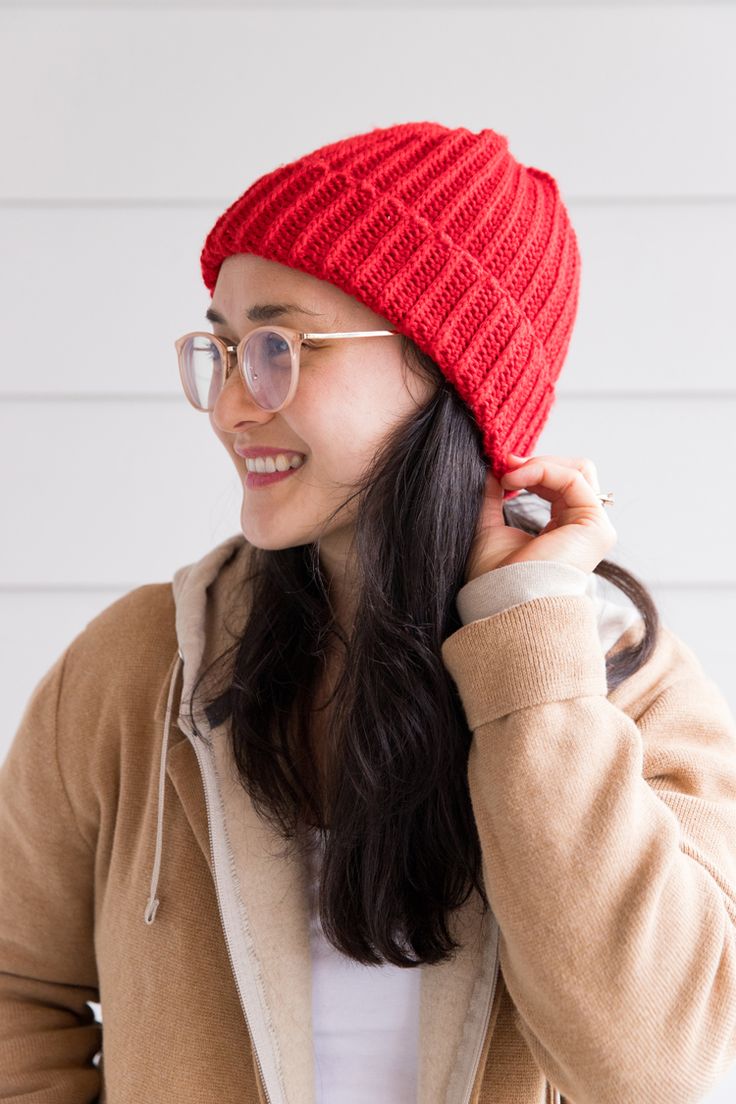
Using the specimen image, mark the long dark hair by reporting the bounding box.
[187,336,660,968]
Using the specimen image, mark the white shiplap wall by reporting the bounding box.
[2,3,734,721]
[1,5,736,1095]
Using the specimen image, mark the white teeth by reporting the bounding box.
[244,453,305,474]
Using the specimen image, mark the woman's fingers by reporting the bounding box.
[501,456,609,522]
[506,454,601,496]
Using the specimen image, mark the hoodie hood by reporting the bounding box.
[172,532,252,739]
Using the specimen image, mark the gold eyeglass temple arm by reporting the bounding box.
[300,330,400,339]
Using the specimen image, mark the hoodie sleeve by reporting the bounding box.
[455,560,591,624]
[440,592,736,1104]
[0,646,101,1101]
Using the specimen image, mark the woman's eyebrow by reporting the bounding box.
[205,303,324,325]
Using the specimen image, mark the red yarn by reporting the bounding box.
[200,121,581,486]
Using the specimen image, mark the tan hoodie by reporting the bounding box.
[2,532,736,1104]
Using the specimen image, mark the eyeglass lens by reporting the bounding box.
[179,330,294,412]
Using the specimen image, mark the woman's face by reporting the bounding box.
[208,253,437,584]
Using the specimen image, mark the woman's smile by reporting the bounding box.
[244,461,305,490]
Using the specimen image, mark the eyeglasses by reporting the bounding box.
[174,325,402,413]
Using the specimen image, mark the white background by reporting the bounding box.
[1,3,735,1097]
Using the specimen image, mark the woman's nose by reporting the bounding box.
[209,365,273,433]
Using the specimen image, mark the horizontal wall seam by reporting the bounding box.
[2,195,736,207]
[1,391,734,403]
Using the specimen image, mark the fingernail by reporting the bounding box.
[507,452,529,462]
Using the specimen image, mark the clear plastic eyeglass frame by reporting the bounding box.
[174,325,402,413]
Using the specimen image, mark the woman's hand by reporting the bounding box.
[463,452,619,585]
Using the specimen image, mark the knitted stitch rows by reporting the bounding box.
[200,120,581,480]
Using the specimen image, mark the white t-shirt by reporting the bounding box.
[305,828,421,1103]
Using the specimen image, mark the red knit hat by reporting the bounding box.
[200,121,581,485]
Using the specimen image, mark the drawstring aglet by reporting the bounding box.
[144,896,160,924]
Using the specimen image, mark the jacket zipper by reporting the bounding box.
[460,916,500,1104]
[187,731,275,1104]
[455,932,561,1104]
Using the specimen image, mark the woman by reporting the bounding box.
[2,121,736,1104]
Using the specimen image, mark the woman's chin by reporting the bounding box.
[239,513,307,553]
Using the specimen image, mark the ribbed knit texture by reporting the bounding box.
[199,121,581,480]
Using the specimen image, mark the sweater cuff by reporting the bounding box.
[441,595,608,727]
[456,560,592,625]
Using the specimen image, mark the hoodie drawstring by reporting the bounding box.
[144,648,183,924]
